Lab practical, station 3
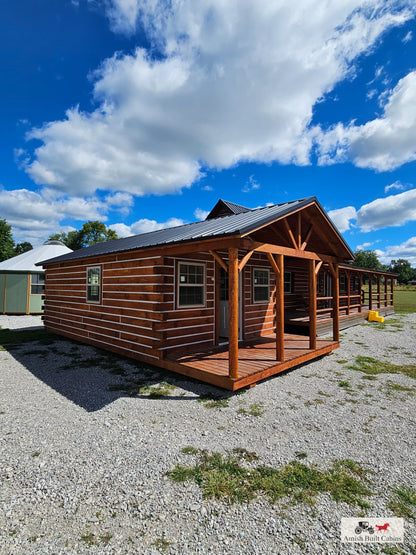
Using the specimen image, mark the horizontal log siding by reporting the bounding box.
[159,254,215,355]
[43,254,170,360]
[243,256,309,339]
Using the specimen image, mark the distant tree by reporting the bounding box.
[0,219,15,262]
[388,259,414,284]
[48,221,118,250]
[14,242,33,255]
[350,250,386,272]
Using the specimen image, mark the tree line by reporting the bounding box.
[0,218,415,283]
[0,219,118,262]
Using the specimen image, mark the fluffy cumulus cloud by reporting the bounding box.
[0,187,133,244]
[109,216,184,237]
[328,188,416,233]
[327,206,357,232]
[378,237,416,266]
[316,71,416,170]
[23,1,416,196]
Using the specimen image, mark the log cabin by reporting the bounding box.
[38,197,395,390]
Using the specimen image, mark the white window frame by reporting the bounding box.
[30,273,45,295]
[253,267,270,303]
[177,262,206,308]
[284,271,295,294]
[86,265,102,304]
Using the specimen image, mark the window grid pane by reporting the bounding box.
[178,264,205,307]
[87,267,101,302]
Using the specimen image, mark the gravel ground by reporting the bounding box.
[0,313,415,554]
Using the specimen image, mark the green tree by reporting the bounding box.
[0,219,15,262]
[350,250,386,271]
[49,221,118,250]
[388,259,414,284]
[14,242,33,255]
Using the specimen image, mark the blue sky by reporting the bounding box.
[1,1,416,265]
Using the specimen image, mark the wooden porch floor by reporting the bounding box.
[162,333,338,390]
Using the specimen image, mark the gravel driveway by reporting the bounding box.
[1,313,415,554]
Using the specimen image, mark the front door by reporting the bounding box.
[218,267,242,340]
[219,267,229,338]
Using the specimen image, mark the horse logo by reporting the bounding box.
[375,523,390,533]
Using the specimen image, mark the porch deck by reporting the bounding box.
[163,333,338,390]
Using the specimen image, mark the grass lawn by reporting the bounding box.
[394,287,416,314]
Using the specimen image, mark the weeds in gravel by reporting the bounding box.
[31,451,41,457]
[168,449,372,507]
[151,534,173,552]
[348,356,416,379]
[197,394,229,409]
[339,380,351,388]
[182,445,199,455]
[237,403,265,416]
[388,486,416,520]
[139,382,177,398]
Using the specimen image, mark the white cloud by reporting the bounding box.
[327,206,357,232]
[194,208,209,221]
[110,216,185,237]
[356,242,373,251]
[356,188,416,231]
[0,187,132,245]
[402,30,413,43]
[378,237,416,266]
[23,1,416,196]
[316,71,416,170]
[384,180,405,194]
[242,175,260,193]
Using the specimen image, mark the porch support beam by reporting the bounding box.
[369,273,373,311]
[297,212,302,249]
[241,239,339,264]
[308,259,317,350]
[209,250,228,273]
[267,253,285,361]
[283,219,298,250]
[346,272,351,315]
[301,225,313,251]
[238,250,255,272]
[377,275,381,309]
[228,247,239,379]
[332,264,340,342]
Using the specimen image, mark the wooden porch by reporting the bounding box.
[163,333,338,391]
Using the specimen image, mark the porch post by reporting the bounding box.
[228,247,239,379]
[276,254,285,362]
[308,259,317,350]
[384,275,388,308]
[391,276,394,307]
[377,275,381,309]
[359,273,362,312]
[346,272,351,315]
[332,264,340,342]
[369,273,373,310]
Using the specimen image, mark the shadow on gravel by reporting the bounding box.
[1,329,235,412]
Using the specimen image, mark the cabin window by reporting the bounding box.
[253,268,270,303]
[340,274,346,294]
[284,272,295,293]
[177,263,205,307]
[87,266,101,303]
[31,274,44,295]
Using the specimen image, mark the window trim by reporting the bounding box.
[176,261,206,308]
[284,271,295,294]
[86,265,102,304]
[253,267,270,304]
[30,273,45,296]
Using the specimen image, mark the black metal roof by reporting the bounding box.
[39,196,352,265]
[205,199,251,219]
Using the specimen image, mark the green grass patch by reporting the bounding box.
[394,289,416,314]
[139,381,177,398]
[0,327,55,350]
[197,394,229,409]
[388,485,416,520]
[349,356,416,379]
[151,534,173,552]
[167,449,372,507]
[182,445,199,455]
[237,403,265,416]
[339,380,351,388]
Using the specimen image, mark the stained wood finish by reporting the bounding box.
[332,263,340,342]
[228,247,239,378]
[168,333,338,390]
[308,260,317,349]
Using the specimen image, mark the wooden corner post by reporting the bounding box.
[308,259,317,350]
[267,252,284,361]
[332,264,340,342]
[228,247,239,379]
